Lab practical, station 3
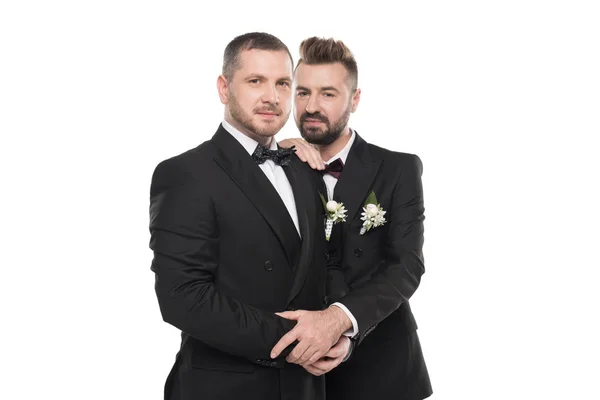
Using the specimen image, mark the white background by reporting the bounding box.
[1,1,599,399]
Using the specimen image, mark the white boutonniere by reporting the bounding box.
[360,191,386,235]
[319,192,347,241]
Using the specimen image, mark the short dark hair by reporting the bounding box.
[297,36,358,91]
[222,32,293,80]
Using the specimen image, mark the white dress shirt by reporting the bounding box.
[323,130,360,338]
[222,120,301,237]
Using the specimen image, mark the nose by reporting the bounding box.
[305,94,319,114]
[262,84,279,105]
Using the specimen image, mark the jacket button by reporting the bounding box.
[325,251,330,260]
[264,261,274,271]
[269,361,277,367]
[354,248,363,257]
[323,295,329,305]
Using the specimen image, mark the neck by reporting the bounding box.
[318,126,352,161]
[224,114,272,147]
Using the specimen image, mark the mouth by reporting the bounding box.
[256,112,279,119]
[304,118,325,125]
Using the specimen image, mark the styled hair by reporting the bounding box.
[222,32,293,80]
[297,37,358,91]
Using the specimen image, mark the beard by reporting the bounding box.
[228,91,289,138]
[297,104,352,146]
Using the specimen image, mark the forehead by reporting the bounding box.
[235,49,292,78]
[294,62,349,88]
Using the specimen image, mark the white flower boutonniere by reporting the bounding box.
[319,192,347,241]
[360,191,386,235]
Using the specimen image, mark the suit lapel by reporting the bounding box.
[211,125,301,269]
[334,133,382,221]
[282,158,317,304]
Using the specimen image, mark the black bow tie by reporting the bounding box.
[252,144,295,166]
[322,158,344,179]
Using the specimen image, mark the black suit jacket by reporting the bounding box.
[325,133,432,400]
[149,125,329,400]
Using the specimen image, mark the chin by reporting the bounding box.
[303,129,325,140]
[254,123,281,137]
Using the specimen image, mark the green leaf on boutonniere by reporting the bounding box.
[364,190,378,206]
[319,191,328,210]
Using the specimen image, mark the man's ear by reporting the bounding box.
[217,75,230,105]
[351,88,361,113]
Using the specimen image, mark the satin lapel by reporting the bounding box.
[211,125,301,269]
[282,157,317,304]
[333,133,382,221]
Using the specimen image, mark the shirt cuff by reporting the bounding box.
[331,302,359,338]
[342,347,352,362]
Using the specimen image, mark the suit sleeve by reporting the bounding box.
[149,158,296,365]
[340,154,426,345]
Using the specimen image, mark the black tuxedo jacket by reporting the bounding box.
[149,125,330,400]
[325,133,433,400]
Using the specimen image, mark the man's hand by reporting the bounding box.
[271,306,352,365]
[279,138,325,171]
[303,336,351,376]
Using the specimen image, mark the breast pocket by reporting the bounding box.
[346,218,388,246]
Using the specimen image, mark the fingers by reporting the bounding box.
[281,138,324,170]
[271,310,306,358]
[285,338,310,364]
[290,340,330,366]
[302,356,342,376]
[288,139,309,162]
[324,336,350,359]
[303,363,326,376]
[270,329,299,359]
[287,333,330,365]
[299,141,324,170]
[275,310,302,320]
[294,346,320,366]
[300,348,327,366]
[278,138,297,150]
[311,357,341,373]
[324,344,345,359]
[275,310,340,365]
[303,145,324,170]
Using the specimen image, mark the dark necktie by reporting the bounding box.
[252,144,295,166]
[322,158,344,179]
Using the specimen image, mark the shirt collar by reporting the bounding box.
[324,129,356,165]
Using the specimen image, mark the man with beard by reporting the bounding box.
[148,32,350,400]
[274,37,433,399]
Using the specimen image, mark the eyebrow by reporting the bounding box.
[295,85,340,93]
[245,74,292,82]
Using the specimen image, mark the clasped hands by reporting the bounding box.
[270,306,353,376]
